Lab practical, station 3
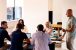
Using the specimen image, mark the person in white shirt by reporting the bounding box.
[62,9,76,50]
[31,24,51,50]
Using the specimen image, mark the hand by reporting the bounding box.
[62,29,66,32]
[61,36,64,39]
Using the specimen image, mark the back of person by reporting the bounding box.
[34,31,49,50]
[10,23,29,50]
[10,29,28,50]
[31,24,50,50]
[0,28,5,48]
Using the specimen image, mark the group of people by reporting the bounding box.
[0,18,52,50]
[0,9,76,50]
[0,19,30,50]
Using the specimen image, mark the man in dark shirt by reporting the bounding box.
[0,21,10,50]
[10,23,30,50]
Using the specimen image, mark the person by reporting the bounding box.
[18,19,28,33]
[45,21,52,34]
[13,19,28,33]
[62,9,76,50]
[31,24,51,50]
[10,23,30,50]
[0,21,10,50]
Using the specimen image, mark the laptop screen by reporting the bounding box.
[26,33,31,38]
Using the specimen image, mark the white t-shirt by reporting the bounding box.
[31,31,51,50]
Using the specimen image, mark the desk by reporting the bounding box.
[52,40,64,48]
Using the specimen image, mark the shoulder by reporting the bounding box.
[72,16,76,23]
[22,32,27,35]
[73,16,76,21]
[0,28,3,32]
[45,32,48,34]
[44,32,49,36]
[32,32,37,37]
[12,30,17,33]
[21,32,28,37]
[2,29,8,33]
[11,31,19,36]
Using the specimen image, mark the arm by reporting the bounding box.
[48,28,53,34]
[62,19,74,32]
[31,35,35,45]
[24,33,30,44]
[3,30,11,41]
[45,28,53,34]
[66,25,74,32]
[62,24,74,32]
[46,33,52,44]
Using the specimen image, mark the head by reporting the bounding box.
[45,21,50,28]
[16,23,24,30]
[37,24,44,31]
[66,9,73,17]
[18,19,25,26]
[1,21,8,29]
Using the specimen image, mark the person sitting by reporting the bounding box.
[10,23,30,50]
[0,21,11,50]
[31,24,51,50]
[45,21,53,34]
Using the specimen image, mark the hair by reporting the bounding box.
[45,21,50,28]
[1,21,7,26]
[66,9,73,16]
[67,9,72,12]
[16,23,24,29]
[18,19,25,26]
[37,24,44,31]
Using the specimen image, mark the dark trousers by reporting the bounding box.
[49,43,55,50]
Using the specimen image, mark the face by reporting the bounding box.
[66,9,73,17]
[2,23,8,29]
[19,20,23,24]
[45,22,49,28]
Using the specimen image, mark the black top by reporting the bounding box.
[0,27,10,48]
[10,29,28,50]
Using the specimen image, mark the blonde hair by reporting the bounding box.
[45,21,51,28]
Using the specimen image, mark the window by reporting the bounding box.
[7,0,23,21]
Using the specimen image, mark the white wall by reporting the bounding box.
[53,0,63,24]
[53,0,76,27]
[0,0,7,21]
[0,0,48,34]
[48,0,53,11]
[22,0,48,34]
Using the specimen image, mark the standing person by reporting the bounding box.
[62,9,76,50]
[0,21,10,50]
[31,24,51,50]
[45,21,52,34]
[10,23,30,50]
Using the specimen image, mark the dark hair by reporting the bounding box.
[67,9,72,11]
[16,23,24,29]
[37,24,44,31]
[18,19,25,26]
[1,21,7,26]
